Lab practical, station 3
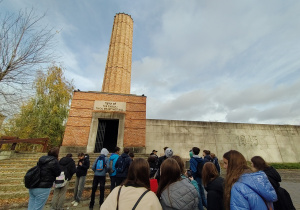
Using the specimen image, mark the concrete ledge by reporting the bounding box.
[126,147,146,154]
[59,146,87,154]
[0,151,16,160]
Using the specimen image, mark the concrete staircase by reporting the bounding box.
[0,152,148,209]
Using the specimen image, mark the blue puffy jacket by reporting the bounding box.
[109,153,120,176]
[230,171,277,210]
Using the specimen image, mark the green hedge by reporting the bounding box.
[269,163,300,169]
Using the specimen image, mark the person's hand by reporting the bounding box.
[79,162,82,166]
[189,176,194,181]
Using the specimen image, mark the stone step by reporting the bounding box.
[0,178,112,192]
[0,183,112,200]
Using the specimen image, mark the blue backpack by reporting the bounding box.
[96,156,106,171]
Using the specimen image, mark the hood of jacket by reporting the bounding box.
[264,166,281,183]
[120,153,129,158]
[161,178,199,210]
[84,154,89,160]
[192,156,204,163]
[39,155,57,166]
[110,153,119,161]
[205,176,224,194]
[59,157,74,166]
[204,155,213,162]
[237,171,277,202]
[100,148,109,156]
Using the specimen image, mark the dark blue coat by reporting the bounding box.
[115,153,132,178]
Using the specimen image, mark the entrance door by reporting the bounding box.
[94,119,119,153]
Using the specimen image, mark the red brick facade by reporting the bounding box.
[62,91,146,148]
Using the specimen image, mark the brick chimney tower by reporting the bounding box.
[101,13,133,94]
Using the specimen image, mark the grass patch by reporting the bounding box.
[269,163,300,169]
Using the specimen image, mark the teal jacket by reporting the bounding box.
[108,153,120,176]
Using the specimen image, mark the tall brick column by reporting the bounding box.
[101,13,133,94]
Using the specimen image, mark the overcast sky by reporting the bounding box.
[2,0,300,125]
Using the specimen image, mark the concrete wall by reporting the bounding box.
[146,119,300,163]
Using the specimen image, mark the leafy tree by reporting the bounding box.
[0,8,57,116]
[4,65,74,147]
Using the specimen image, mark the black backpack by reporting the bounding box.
[24,163,41,188]
[116,156,126,173]
[196,161,205,178]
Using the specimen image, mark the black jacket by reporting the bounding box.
[263,167,295,210]
[263,166,281,190]
[115,153,132,178]
[204,155,213,163]
[59,157,76,181]
[37,155,61,188]
[76,154,90,177]
[205,176,224,210]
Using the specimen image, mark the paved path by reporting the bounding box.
[281,182,300,209]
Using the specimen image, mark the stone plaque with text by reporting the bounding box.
[94,101,126,112]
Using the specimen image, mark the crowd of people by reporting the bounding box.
[27,146,295,210]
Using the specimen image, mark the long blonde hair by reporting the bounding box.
[223,150,251,210]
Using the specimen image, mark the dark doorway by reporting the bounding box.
[94,119,119,153]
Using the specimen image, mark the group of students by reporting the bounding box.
[27,146,295,210]
[101,147,295,210]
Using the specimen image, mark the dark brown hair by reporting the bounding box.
[123,158,150,189]
[203,150,210,155]
[66,153,72,158]
[156,158,181,198]
[210,153,216,158]
[48,147,59,159]
[192,147,200,155]
[124,148,130,154]
[114,147,120,153]
[223,150,251,210]
[78,152,84,157]
[163,146,169,151]
[202,162,219,187]
[171,155,185,174]
[251,156,269,170]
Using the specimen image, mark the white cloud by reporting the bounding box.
[2,0,300,125]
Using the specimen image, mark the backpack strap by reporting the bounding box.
[116,186,122,210]
[132,189,150,210]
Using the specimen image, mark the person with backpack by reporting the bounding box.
[27,147,61,210]
[210,153,221,174]
[51,153,76,210]
[115,148,132,186]
[100,158,162,210]
[251,156,296,210]
[203,150,213,163]
[108,147,120,192]
[89,148,110,209]
[189,147,207,208]
[72,153,90,207]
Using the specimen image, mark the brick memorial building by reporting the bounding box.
[61,13,146,154]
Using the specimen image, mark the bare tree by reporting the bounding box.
[0,8,56,117]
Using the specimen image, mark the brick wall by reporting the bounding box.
[62,91,146,148]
